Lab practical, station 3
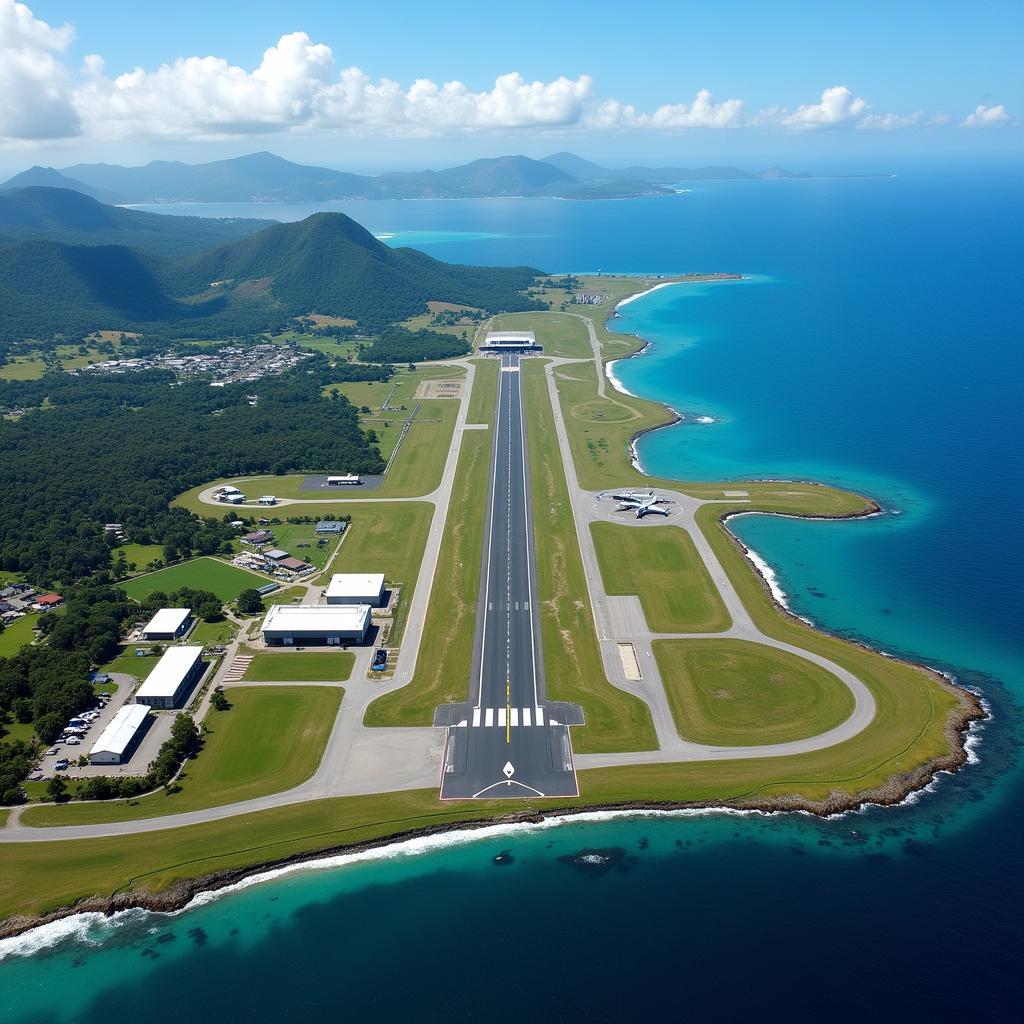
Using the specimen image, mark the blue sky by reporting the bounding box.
[1,0,1020,174]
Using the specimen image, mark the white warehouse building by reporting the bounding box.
[135,646,206,709]
[141,607,193,641]
[326,573,385,607]
[261,604,371,646]
[89,704,152,765]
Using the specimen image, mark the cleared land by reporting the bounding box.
[590,523,731,633]
[121,557,264,602]
[21,686,342,827]
[654,638,855,744]
[241,652,354,682]
[0,614,39,657]
[114,543,165,573]
[521,361,657,753]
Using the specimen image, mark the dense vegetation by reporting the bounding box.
[0,362,383,585]
[0,194,543,346]
[360,327,471,363]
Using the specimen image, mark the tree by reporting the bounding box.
[46,775,69,802]
[236,589,264,615]
[211,686,231,711]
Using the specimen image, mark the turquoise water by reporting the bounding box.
[4,170,1022,1019]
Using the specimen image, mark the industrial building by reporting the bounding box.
[315,521,346,535]
[327,474,361,486]
[88,705,152,765]
[261,604,371,646]
[480,331,541,352]
[141,607,193,641]
[265,548,289,561]
[258,495,277,505]
[326,573,386,607]
[278,557,313,574]
[135,646,205,709]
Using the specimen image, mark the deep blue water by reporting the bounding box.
[3,170,1022,1020]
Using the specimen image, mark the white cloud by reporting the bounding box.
[961,104,1011,127]
[0,0,79,140]
[0,4,1007,147]
[779,86,868,130]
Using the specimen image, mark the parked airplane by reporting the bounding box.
[608,489,654,502]
[614,492,672,518]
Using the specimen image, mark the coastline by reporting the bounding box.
[0,275,989,944]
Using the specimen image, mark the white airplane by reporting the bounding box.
[614,492,672,518]
[607,488,654,502]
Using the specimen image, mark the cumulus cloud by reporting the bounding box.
[961,104,1011,127]
[0,3,1006,146]
[0,0,79,140]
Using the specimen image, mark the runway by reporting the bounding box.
[436,352,581,799]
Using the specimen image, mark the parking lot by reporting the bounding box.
[31,672,176,781]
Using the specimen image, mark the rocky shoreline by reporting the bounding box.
[0,692,985,943]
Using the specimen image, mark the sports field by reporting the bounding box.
[121,557,263,602]
[242,652,354,682]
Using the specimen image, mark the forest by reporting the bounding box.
[360,327,471,363]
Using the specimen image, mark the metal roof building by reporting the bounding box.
[480,331,541,351]
[89,705,151,765]
[326,573,386,607]
[142,607,193,641]
[262,604,371,646]
[135,646,205,709]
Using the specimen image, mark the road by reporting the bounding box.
[435,352,580,799]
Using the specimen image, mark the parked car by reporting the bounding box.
[64,736,81,746]
[28,771,43,781]
[371,648,388,671]
[54,759,69,770]
[99,691,111,698]
[46,747,59,756]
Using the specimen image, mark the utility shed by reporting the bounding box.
[261,604,371,646]
[88,705,151,765]
[326,573,385,607]
[142,607,192,641]
[135,646,205,709]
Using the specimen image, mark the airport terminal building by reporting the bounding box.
[261,604,371,646]
[480,331,542,353]
[135,646,206,709]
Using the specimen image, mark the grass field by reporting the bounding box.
[21,687,342,827]
[114,543,165,573]
[188,620,239,646]
[365,369,495,725]
[654,638,855,744]
[488,311,593,359]
[0,614,39,657]
[467,359,499,423]
[100,652,160,680]
[590,523,731,633]
[324,502,433,642]
[260,523,339,572]
[242,652,354,682]
[521,361,657,753]
[122,557,264,602]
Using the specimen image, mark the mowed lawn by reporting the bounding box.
[590,523,731,633]
[0,613,39,657]
[21,686,342,826]
[122,557,262,602]
[654,639,855,745]
[242,652,354,682]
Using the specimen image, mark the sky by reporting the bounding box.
[1,0,1021,176]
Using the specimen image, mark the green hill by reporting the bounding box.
[0,187,272,257]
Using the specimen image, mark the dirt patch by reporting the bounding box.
[306,313,357,327]
[233,277,273,299]
[414,379,465,400]
[427,301,482,314]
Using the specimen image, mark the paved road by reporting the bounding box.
[435,352,580,799]
[1,322,879,841]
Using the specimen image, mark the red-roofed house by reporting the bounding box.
[34,593,64,610]
[278,557,313,574]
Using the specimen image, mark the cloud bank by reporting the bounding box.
[0,2,1012,145]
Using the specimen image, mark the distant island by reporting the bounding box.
[0,151,814,205]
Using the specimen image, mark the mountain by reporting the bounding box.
[542,153,812,183]
[0,187,273,257]
[60,151,379,203]
[2,152,674,203]
[0,203,542,343]
[0,166,126,205]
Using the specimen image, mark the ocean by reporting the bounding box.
[3,167,1022,1020]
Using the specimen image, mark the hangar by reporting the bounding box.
[326,573,385,607]
[135,646,206,709]
[261,604,371,646]
[141,607,193,641]
[88,704,152,765]
[480,331,541,352]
